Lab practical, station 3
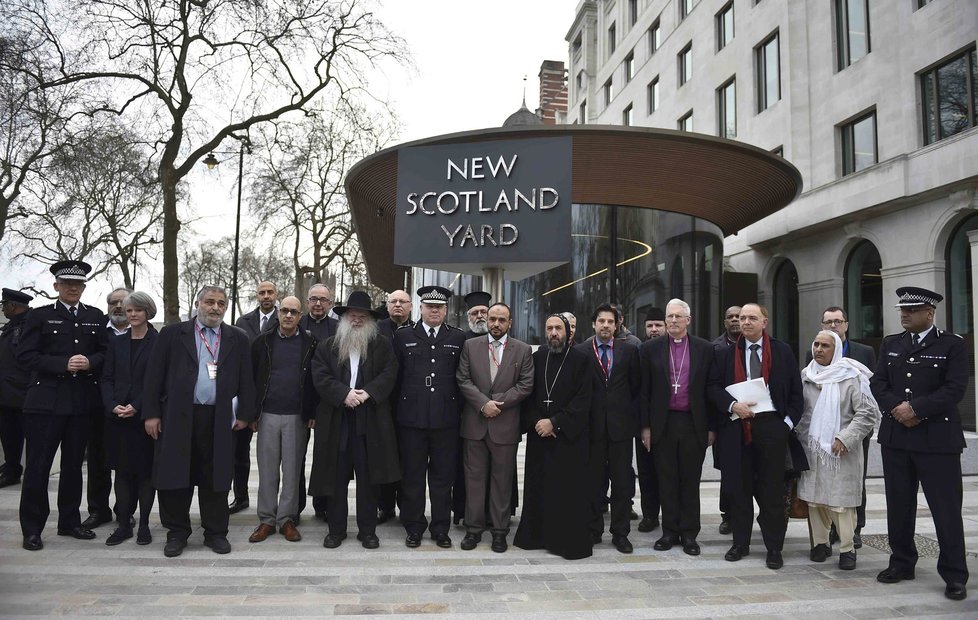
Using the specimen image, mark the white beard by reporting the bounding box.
[468,318,488,335]
[335,318,378,363]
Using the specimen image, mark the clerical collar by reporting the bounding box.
[308,313,328,323]
[672,334,687,344]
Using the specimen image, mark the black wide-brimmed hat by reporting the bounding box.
[417,285,452,305]
[464,291,491,311]
[50,260,92,281]
[334,290,383,319]
[894,286,942,308]
[1,288,33,305]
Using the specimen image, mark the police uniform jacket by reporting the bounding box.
[394,323,466,429]
[0,309,31,408]
[870,328,967,454]
[17,302,108,415]
[235,307,278,341]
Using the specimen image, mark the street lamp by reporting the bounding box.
[201,134,251,323]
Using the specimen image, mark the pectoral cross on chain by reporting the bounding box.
[543,399,553,410]
[672,382,681,394]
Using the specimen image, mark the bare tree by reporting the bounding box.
[10,120,162,288]
[250,105,394,297]
[7,0,407,323]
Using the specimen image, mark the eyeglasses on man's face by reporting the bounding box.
[308,297,332,305]
[821,319,847,326]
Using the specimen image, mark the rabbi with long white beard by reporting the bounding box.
[308,291,400,550]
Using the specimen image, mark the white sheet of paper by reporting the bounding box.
[725,378,775,420]
[231,396,238,428]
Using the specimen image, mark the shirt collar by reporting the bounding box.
[277,327,299,339]
[914,324,936,341]
[422,322,440,335]
[596,336,612,347]
[59,300,78,313]
[489,333,508,346]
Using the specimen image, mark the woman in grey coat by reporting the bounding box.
[798,330,880,571]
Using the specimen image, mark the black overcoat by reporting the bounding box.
[101,327,158,474]
[641,334,714,449]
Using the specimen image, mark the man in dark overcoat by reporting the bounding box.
[0,288,32,489]
[143,285,255,557]
[17,261,108,551]
[308,290,400,549]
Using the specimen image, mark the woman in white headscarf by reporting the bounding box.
[797,330,880,571]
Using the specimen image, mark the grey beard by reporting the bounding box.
[547,339,566,354]
[109,314,128,327]
[335,318,378,363]
[468,319,488,335]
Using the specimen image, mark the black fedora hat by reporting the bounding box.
[334,290,383,319]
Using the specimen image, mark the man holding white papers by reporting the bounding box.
[708,303,805,570]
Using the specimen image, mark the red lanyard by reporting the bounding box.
[592,338,613,378]
[488,337,507,368]
[196,323,221,362]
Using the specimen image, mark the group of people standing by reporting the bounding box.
[0,259,969,601]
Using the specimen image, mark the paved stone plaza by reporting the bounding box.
[1,446,976,619]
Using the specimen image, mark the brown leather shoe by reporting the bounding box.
[280,520,302,542]
[248,523,275,543]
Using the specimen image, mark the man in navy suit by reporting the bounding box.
[708,303,805,570]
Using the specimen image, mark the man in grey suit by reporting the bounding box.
[456,303,534,553]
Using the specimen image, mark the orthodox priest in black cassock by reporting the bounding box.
[514,313,593,560]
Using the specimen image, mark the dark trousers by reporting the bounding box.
[654,412,704,540]
[327,413,377,536]
[729,415,789,551]
[881,446,968,585]
[158,405,229,542]
[398,425,457,537]
[463,436,517,535]
[86,409,112,517]
[0,405,24,476]
[856,434,871,531]
[634,436,660,520]
[114,471,155,529]
[231,426,253,502]
[590,437,634,537]
[19,413,90,536]
[714,444,729,519]
[297,427,329,517]
[377,481,400,514]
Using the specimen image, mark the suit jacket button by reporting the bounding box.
[430,387,435,392]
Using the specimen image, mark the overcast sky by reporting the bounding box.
[8,1,574,313]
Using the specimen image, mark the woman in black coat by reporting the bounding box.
[101,291,159,545]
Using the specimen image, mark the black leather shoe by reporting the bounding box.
[829,524,840,545]
[80,512,112,529]
[228,498,249,515]
[629,509,639,520]
[204,536,231,554]
[591,531,603,545]
[405,533,422,548]
[433,533,452,548]
[653,535,679,551]
[718,519,732,535]
[323,532,346,548]
[491,533,507,553]
[682,538,701,556]
[724,544,750,562]
[766,550,784,570]
[377,508,395,524]
[852,532,862,549]
[460,533,481,550]
[453,514,463,525]
[877,567,915,584]
[0,471,21,488]
[163,538,187,557]
[359,533,379,549]
[22,535,43,551]
[57,526,96,540]
[838,551,856,570]
[105,527,133,546]
[945,582,967,601]
[810,543,831,563]
[612,535,633,554]
[637,517,659,533]
[136,527,152,545]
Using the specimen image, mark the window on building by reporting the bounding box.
[915,0,932,9]
[845,240,883,340]
[648,76,660,113]
[773,259,800,359]
[756,31,780,112]
[649,19,661,56]
[679,43,693,86]
[608,22,617,56]
[623,104,634,126]
[678,110,694,132]
[572,33,583,58]
[579,100,587,124]
[841,110,877,175]
[921,47,978,145]
[680,0,696,21]
[716,2,734,51]
[717,78,736,138]
[624,51,634,83]
[576,71,585,96]
[604,79,614,106]
[629,0,639,26]
[945,213,978,432]
[835,0,870,70]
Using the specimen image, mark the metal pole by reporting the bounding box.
[231,142,244,324]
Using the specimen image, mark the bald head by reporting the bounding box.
[256,281,278,312]
[278,295,302,335]
[387,289,412,324]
